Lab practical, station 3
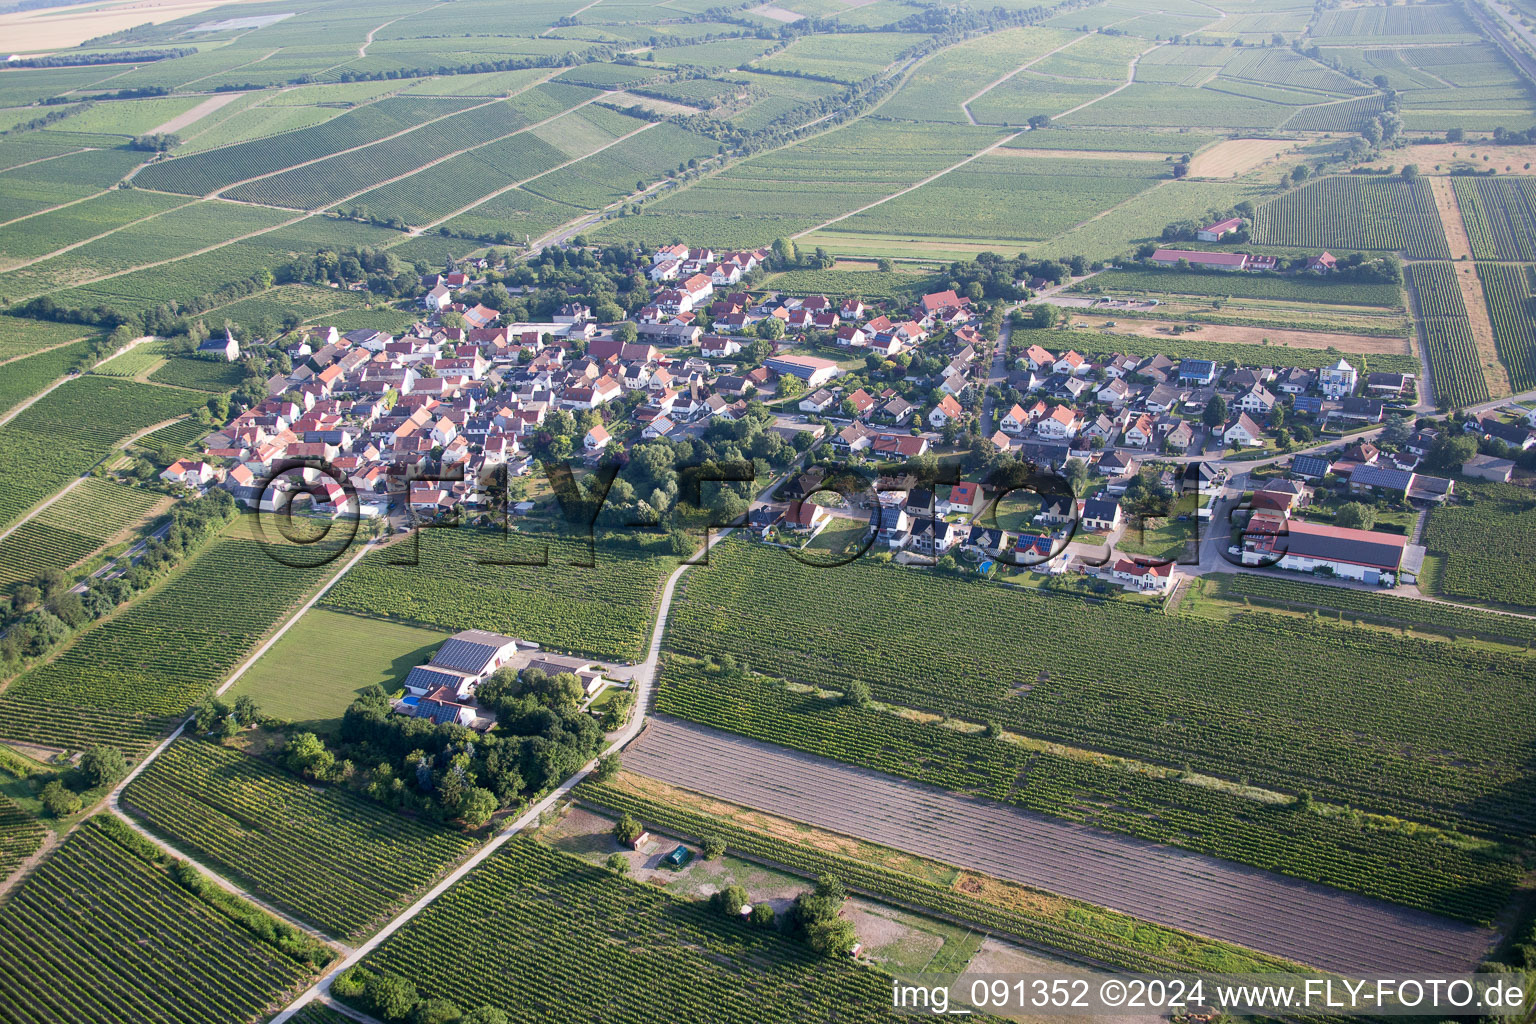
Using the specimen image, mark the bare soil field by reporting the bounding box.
[750,3,805,22]
[624,717,1495,976]
[1065,314,1413,354]
[1429,174,1474,260]
[1186,138,1299,178]
[606,92,701,117]
[148,93,244,136]
[1451,261,1512,396]
[1372,142,1536,174]
[0,0,260,53]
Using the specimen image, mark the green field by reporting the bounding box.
[1454,178,1536,261]
[354,835,904,1024]
[1252,176,1450,259]
[1081,268,1404,307]
[123,739,478,939]
[321,527,674,662]
[1424,480,1536,611]
[0,814,324,1024]
[1474,262,1536,392]
[230,608,449,727]
[661,542,1535,871]
[1407,261,1491,407]
[0,478,163,593]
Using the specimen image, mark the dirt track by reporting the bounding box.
[625,717,1495,976]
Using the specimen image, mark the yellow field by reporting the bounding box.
[0,0,264,53]
[1186,138,1300,179]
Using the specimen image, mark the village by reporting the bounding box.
[145,239,1535,609]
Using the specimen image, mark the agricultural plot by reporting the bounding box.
[0,815,323,1024]
[1082,268,1404,307]
[663,541,1536,850]
[0,377,200,532]
[3,521,356,750]
[0,790,44,880]
[148,354,250,392]
[0,189,187,267]
[1475,263,1536,392]
[1214,573,1536,647]
[1453,177,1536,261]
[882,27,1083,124]
[123,740,478,939]
[197,285,361,336]
[1407,261,1491,407]
[717,71,844,130]
[128,417,207,456]
[41,96,211,139]
[591,120,1004,248]
[1280,93,1387,132]
[1059,83,1306,130]
[359,836,903,1024]
[1251,176,1450,259]
[132,96,482,197]
[0,200,293,303]
[650,658,1515,929]
[1310,3,1479,44]
[748,31,916,83]
[90,337,172,378]
[0,479,163,594]
[764,265,939,302]
[0,338,97,414]
[230,608,449,727]
[1215,47,1369,96]
[0,147,146,223]
[322,527,673,662]
[519,124,718,212]
[1425,480,1536,611]
[829,154,1166,244]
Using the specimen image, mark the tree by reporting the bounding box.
[702,835,726,859]
[843,679,871,708]
[756,316,785,340]
[364,973,419,1021]
[79,746,126,788]
[606,852,630,873]
[40,780,81,817]
[712,884,749,916]
[286,731,335,780]
[1426,432,1477,472]
[777,374,805,399]
[232,694,260,726]
[1202,393,1227,430]
[1334,502,1376,530]
[613,811,644,847]
[1446,127,1465,143]
[461,1008,510,1024]
[460,787,498,827]
[410,998,463,1024]
[593,755,620,782]
[1291,164,1310,184]
[1401,164,1419,182]
[613,321,638,344]
[1380,414,1413,448]
[1063,457,1091,498]
[750,903,776,928]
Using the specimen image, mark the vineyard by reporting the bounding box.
[122,739,477,939]
[0,815,324,1024]
[662,541,1536,842]
[1474,263,1536,391]
[1251,176,1451,258]
[652,659,1518,925]
[0,377,201,532]
[0,478,163,593]
[148,354,250,392]
[0,790,45,879]
[5,522,355,750]
[321,527,673,662]
[1214,572,1536,646]
[0,317,94,362]
[1424,479,1536,610]
[0,338,97,416]
[580,775,1303,975]
[1080,268,1404,307]
[1452,178,1536,261]
[1407,261,1491,406]
[129,416,208,456]
[358,835,906,1023]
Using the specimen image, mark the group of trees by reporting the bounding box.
[334,967,507,1024]
[0,490,238,666]
[37,744,126,817]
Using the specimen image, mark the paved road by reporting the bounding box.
[624,717,1495,976]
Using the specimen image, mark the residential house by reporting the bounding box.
[929,394,965,428]
[1222,413,1264,447]
[1319,358,1357,399]
[1036,405,1082,440]
[1080,496,1121,532]
[1233,384,1276,417]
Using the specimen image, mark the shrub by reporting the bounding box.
[612,811,643,847]
[364,973,420,1021]
[606,853,630,874]
[39,779,81,817]
[701,835,726,860]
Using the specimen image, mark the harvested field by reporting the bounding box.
[624,717,1495,976]
[1430,174,1474,260]
[0,0,255,52]
[1371,142,1536,174]
[751,3,804,23]
[1186,138,1299,178]
[604,92,700,117]
[1066,315,1412,354]
[1452,260,1511,396]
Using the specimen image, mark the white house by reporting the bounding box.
[1319,357,1357,399]
[929,394,965,428]
[1036,405,1081,440]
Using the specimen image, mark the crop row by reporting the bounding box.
[1424,479,1536,611]
[360,835,901,1023]
[580,779,1301,975]
[9,526,353,724]
[321,526,671,662]
[147,354,249,392]
[0,376,201,532]
[1252,176,1451,259]
[123,739,477,939]
[0,815,317,1024]
[1453,178,1536,261]
[1474,262,1536,392]
[0,696,167,757]
[0,791,45,881]
[0,478,162,592]
[1218,572,1536,645]
[1406,262,1491,407]
[654,660,1517,925]
[662,540,1536,841]
[134,97,480,196]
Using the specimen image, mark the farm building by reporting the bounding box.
[766,354,841,388]
[1197,217,1243,241]
[1148,248,1253,271]
[1245,519,1407,584]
